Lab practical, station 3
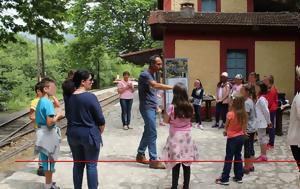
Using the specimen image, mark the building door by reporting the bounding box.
[226,50,247,79]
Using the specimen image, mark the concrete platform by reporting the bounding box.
[0,92,299,189]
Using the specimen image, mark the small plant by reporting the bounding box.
[0,88,12,111]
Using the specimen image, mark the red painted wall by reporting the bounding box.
[164,0,172,11]
[169,0,252,12]
[247,0,254,12]
[216,0,221,12]
[163,30,299,92]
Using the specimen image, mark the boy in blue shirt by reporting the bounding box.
[35,78,63,189]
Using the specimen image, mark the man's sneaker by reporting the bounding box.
[149,161,165,169]
[136,153,149,164]
[197,124,204,130]
[212,124,219,128]
[50,182,60,189]
[255,155,268,162]
[215,178,229,185]
[218,124,225,129]
[232,177,243,184]
[37,166,44,176]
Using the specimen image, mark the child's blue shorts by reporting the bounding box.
[40,152,55,172]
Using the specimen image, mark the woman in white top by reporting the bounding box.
[287,66,300,172]
[117,71,134,130]
[255,82,272,162]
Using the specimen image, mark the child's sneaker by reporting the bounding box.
[232,177,243,184]
[37,166,44,176]
[215,178,229,185]
[50,182,60,189]
[250,166,255,172]
[197,124,204,130]
[255,155,268,162]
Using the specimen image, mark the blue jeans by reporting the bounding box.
[267,111,276,146]
[68,137,100,189]
[221,135,244,182]
[137,107,157,160]
[193,105,201,124]
[215,102,228,125]
[120,99,133,126]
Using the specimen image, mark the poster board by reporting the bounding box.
[164,58,189,108]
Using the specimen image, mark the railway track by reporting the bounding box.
[0,89,119,161]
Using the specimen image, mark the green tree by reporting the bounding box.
[66,0,158,88]
[0,0,68,45]
[68,0,158,53]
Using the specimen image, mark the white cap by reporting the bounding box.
[221,72,228,77]
[235,74,243,80]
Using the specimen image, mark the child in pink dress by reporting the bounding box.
[161,83,199,189]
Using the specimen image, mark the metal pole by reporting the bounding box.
[40,37,45,78]
[36,36,40,82]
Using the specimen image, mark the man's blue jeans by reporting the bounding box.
[68,137,100,189]
[221,135,244,182]
[137,107,157,160]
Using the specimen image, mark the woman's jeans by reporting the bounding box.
[215,102,229,125]
[267,111,276,146]
[68,137,100,189]
[290,145,300,172]
[221,135,244,182]
[193,104,201,124]
[120,99,133,126]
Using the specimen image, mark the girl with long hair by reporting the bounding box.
[241,84,257,174]
[216,95,247,185]
[161,83,199,189]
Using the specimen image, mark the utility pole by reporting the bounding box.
[40,37,45,78]
[36,35,41,82]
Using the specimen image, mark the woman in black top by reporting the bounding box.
[191,79,204,130]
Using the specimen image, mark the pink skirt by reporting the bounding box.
[161,131,199,169]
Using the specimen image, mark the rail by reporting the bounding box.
[0,88,119,161]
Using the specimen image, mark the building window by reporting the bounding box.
[202,0,216,12]
[226,50,247,79]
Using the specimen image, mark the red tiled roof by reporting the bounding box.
[120,48,162,65]
[149,11,300,27]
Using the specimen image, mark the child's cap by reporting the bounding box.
[221,72,228,77]
[235,74,243,80]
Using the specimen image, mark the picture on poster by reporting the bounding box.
[165,58,188,78]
